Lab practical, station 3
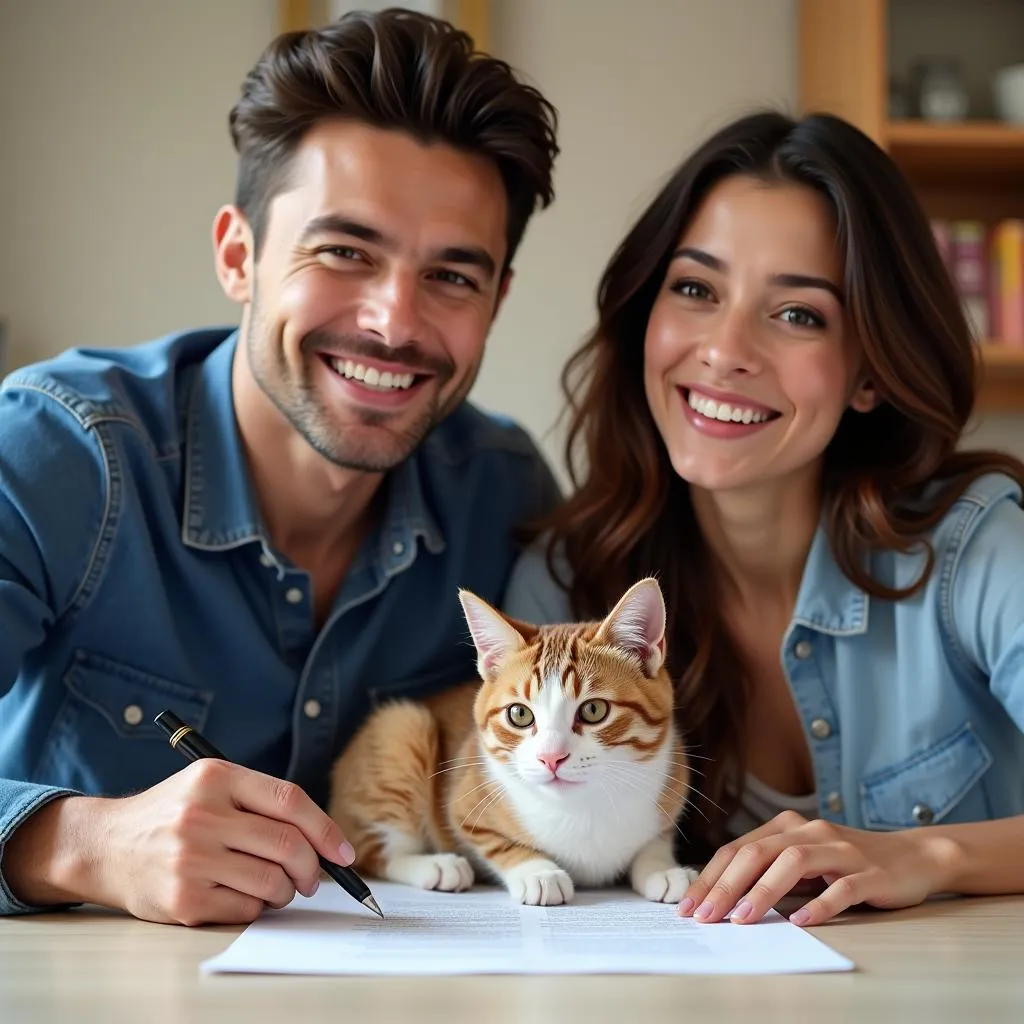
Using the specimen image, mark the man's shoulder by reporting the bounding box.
[411,401,563,535]
[1,327,234,437]
[422,400,550,467]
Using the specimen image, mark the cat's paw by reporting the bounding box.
[637,865,700,904]
[386,853,475,892]
[504,859,575,906]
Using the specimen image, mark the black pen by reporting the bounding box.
[154,709,383,918]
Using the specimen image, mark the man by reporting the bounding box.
[0,8,560,925]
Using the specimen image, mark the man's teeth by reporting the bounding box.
[687,391,773,424]
[329,358,415,390]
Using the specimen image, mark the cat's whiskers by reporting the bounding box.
[459,779,507,833]
[433,755,490,769]
[428,761,489,780]
[598,761,720,823]
[450,775,505,806]
[600,764,717,825]
[598,764,708,829]
[599,758,722,811]
[598,765,690,842]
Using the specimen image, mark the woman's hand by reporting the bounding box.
[678,810,957,926]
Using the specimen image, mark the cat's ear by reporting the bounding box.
[458,589,529,682]
[593,577,666,677]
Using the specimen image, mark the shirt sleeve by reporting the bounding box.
[949,488,1024,733]
[0,381,108,915]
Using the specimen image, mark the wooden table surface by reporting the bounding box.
[2,894,1022,1023]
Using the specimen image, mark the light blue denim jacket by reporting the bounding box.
[503,472,1024,834]
[0,328,560,915]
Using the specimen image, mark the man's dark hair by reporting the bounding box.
[229,6,559,268]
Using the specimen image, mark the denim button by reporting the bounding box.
[912,803,934,825]
[122,704,143,727]
[392,541,405,556]
[826,791,843,813]
[285,587,303,604]
[810,717,832,740]
[794,640,812,659]
[303,699,322,720]
[259,552,274,568]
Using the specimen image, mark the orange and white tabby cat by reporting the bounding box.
[326,577,698,906]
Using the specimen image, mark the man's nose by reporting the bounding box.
[355,270,423,347]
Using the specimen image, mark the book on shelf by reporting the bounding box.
[931,217,1024,348]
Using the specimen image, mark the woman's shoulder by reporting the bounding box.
[929,470,1024,557]
[500,534,575,626]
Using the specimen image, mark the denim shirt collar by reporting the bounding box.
[180,331,445,561]
[790,516,869,636]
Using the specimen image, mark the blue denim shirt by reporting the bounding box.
[0,327,560,915]
[504,472,1024,836]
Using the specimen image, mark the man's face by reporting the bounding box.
[225,120,510,472]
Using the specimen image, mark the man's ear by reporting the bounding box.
[212,205,255,305]
[492,267,514,319]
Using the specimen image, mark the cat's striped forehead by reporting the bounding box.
[509,620,642,702]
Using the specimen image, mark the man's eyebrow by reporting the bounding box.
[298,215,391,247]
[672,246,844,303]
[432,246,496,282]
[297,216,497,281]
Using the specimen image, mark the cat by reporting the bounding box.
[326,577,699,906]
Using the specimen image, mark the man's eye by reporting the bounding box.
[320,246,365,261]
[433,270,475,288]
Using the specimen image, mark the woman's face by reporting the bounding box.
[643,175,877,496]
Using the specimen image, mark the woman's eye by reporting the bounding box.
[779,306,825,328]
[576,699,609,724]
[670,279,711,300]
[506,703,535,728]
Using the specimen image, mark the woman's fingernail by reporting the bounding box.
[730,899,753,922]
[678,897,695,915]
[339,841,356,865]
[790,907,811,926]
[694,901,714,920]
[309,878,320,896]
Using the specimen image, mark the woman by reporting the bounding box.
[503,110,1024,927]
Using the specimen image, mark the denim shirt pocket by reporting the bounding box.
[859,722,993,830]
[34,650,214,794]
[367,662,477,709]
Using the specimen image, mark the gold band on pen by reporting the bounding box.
[168,725,193,748]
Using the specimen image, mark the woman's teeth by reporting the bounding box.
[687,390,774,424]
[329,358,416,391]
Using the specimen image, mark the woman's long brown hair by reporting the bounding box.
[531,111,1024,853]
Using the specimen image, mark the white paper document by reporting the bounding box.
[200,882,854,976]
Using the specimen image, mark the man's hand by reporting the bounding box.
[3,760,356,926]
[677,810,958,926]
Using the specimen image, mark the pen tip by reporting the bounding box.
[363,895,384,918]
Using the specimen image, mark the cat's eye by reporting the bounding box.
[577,699,609,724]
[506,703,535,728]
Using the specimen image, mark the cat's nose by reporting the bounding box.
[537,751,570,775]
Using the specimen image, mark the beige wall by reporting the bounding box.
[0,0,274,366]
[1,0,1022,476]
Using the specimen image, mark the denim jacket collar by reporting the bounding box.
[791,517,869,637]
[180,331,445,560]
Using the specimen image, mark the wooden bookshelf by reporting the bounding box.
[799,0,1024,413]
[977,346,1024,412]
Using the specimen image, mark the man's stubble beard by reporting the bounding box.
[245,309,477,473]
